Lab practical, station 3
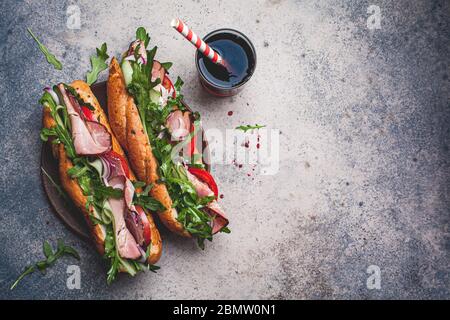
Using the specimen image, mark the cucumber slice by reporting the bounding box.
[149,89,161,104]
[121,60,133,86]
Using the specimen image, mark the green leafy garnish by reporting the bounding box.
[40,88,76,159]
[10,239,80,290]
[136,27,150,47]
[160,62,173,71]
[27,28,62,70]
[235,124,266,132]
[133,184,165,212]
[86,43,109,85]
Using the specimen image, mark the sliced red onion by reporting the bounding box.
[126,40,147,66]
[44,87,60,105]
[124,55,136,62]
[137,245,147,263]
[99,156,111,183]
[138,56,147,65]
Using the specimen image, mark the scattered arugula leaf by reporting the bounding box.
[43,241,53,258]
[10,239,80,290]
[235,124,266,132]
[86,43,109,85]
[27,28,62,70]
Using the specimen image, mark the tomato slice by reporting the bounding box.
[105,150,130,179]
[187,166,219,199]
[135,205,151,247]
[81,106,95,121]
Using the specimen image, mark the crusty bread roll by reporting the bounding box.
[107,58,190,237]
[42,80,162,264]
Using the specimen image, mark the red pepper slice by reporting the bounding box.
[162,75,176,98]
[80,106,95,121]
[188,166,219,199]
[105,150,130,179]
[187,122,196,157]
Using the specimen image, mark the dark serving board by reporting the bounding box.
[41,81,210,240]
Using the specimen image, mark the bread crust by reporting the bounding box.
[42,80,162,264]
[107,58,190,237]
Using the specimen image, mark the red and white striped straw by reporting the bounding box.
[171,18,223,65]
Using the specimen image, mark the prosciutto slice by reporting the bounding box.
[185,169,229,234]
[57,84,111,155]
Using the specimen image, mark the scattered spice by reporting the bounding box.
[227,111,233,116]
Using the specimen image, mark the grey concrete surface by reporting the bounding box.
[0,0,449,299]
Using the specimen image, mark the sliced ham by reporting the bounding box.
[185,168,229,234]
[166,110,191,141]
[57,84,111,156]
[186,170,214,198]
[100,151,152,254]
[151,60,166,83]
[108,198,141,259]
[85,120,112,150]
[206,200,229,234]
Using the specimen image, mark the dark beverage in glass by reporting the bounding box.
[196,29,257,97]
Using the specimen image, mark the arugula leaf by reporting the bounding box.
[10,266,35,290]
[149,265,160,273]
[160,62,173,71]
[63,246,81,260]
[40,127,58,142]
[235,124,266,132]
[133,183,165,211]
[40,89,76,159]
[134,194,165,212]
[67,164,90,178]
[136,27,150,47]
[92,183,123,199]
[27,28,62,70]
[43,241,54,258]
[221,227,231,234]
[86,43,109,85]
[10,239,80,290]
[132,181,146,189]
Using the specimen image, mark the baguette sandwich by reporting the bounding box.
[41,80,162,282]
[107,28,229,247]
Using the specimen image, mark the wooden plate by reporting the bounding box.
[41,81,210,240]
